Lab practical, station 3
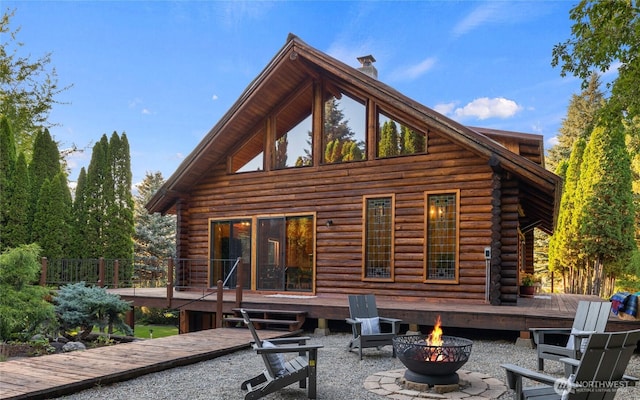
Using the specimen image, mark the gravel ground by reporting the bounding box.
[59,332,640,400]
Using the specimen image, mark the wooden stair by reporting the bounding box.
[224,308,306,332]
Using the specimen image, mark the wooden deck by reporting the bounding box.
[0,328,295,400]
[110,289,640,333]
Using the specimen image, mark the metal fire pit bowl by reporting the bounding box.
[393,334,473,385]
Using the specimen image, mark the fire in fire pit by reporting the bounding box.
[392,316,472,386]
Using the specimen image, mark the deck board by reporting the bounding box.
[0,328,293,400]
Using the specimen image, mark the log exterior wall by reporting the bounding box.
[172,130,527,303]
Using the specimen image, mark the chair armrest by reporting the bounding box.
[379,317,402,334]
[264,337,311,345]
[345,318,361,326]
[256,344,324,355]
[530,327,571,344]
[501,363,560,388]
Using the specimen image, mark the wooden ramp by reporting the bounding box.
[0,328,296,400]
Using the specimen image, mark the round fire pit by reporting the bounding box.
[393,334,472,385]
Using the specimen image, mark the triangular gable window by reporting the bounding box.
[274,84,313,169]
[232,128,265,173]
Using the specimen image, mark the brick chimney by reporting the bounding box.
[357,55,378,79]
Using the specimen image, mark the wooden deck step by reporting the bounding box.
[225,308,306,332]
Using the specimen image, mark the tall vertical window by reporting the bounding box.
[426,192,458,282]
[364,196,394,279]
[210,219,252,288]
[256,215,314,291]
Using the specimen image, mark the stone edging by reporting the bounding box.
[364,368,508,399]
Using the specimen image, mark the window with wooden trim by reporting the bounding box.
[231,128,265,173]
[363,195,394,280]
[377,111,427,158]
[273,85,313,169]
[425,192,459,282]
[322,90,366,164]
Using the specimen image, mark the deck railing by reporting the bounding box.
[39,257,242,291]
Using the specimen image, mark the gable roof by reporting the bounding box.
[147,34,561,234]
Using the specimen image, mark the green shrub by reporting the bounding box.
[0,244,56,341]
[55,282,133,340]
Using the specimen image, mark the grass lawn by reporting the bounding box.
[134,324,179,339]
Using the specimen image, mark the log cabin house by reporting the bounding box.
[146,34,561,319]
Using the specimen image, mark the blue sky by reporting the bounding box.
[7,1,602,187]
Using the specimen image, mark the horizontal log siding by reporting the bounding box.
[177,132,523,302]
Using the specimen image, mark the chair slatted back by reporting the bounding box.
[348,294,379,319]
[571,329,640,400]
[573,301,610,332]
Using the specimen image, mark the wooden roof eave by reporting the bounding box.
[146,37,303,214]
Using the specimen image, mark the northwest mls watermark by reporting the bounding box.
[553,376,631,395]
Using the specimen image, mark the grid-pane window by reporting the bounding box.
[427,193,457,280]
[365,196,393,279]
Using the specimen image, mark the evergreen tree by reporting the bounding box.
[401,125,425,155]
[0,116,16,250]
[134,171,176,264]
[72,167,89,258]
[575,123,636,297]
[28,128,62,239]
[546,74,605,171]
[549,139,586,293]
[31,173,73,259]
[3,152,30,248]
[322,98,357,163]
[105,132,134,281]
[84,135,111,257]
[379,120,399,157]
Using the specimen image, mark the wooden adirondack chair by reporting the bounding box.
[502,329,640,400]
[530,301,611,372]
[345,294,402,360]
[239,309,323,400]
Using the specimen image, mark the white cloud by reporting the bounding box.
[433,102,457,115]
[391,57,437,81]
[453,3,500,38]
[212,94,219,101]
[141,108,152,115]
[453,97,521,120]
[547,136,559,147]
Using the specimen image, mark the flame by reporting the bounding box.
[427,315,443,347]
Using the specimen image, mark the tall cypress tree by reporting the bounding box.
[3,152,30,248]
[28,128,62,239]
[575,123,635,296]
[32,173,73,259]
[72,167,89,258]
[105,132,134,265]
[379,120,399,157]
[549,139,586,292]
[0,116,16,250]
[84,135,110,257]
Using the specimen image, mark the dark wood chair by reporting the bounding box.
[345,294,402,360]
[240,309,323,400]
[530,301,611,372]
[502,329,640,400]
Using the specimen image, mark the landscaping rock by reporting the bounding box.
[62,341,86,352]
